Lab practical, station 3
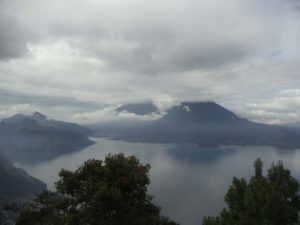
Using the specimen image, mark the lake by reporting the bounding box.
[16,138,300,225]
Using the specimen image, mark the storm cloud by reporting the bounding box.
[0,0,300,124]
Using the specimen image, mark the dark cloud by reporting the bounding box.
[82,38,254,75]
[0,89,106,109]
[0,14,28,59]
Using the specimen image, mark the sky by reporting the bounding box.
[0,0,300,124]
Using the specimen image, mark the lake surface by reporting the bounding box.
[16,138,300,225]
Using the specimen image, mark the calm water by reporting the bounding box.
[16,138,300,225]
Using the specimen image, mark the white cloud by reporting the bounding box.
[0,104,39,119]
[70,106,163,124]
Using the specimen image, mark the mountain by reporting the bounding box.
[283,121,300,129]
[0,152,45,198]
[92,102,300,149]
[115,103,159,115]
[163,102,239,123]
[0,151,46,224]
[0,112,94,163]
[1,112,92,136]
[115,102,241,123]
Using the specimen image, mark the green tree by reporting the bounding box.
[203,158,300,225]
[17,153,178,225]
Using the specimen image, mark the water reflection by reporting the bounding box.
[16,138,300,225]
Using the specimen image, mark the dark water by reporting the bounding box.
[16,138,300,225]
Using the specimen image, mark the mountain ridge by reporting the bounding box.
[93,101,300,149]
[115,101,242,123]
[0,112,94,163]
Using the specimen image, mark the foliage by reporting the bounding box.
[203,158,300,225]
[17,153,178,225]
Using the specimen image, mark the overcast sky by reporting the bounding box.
[0,0,300,124]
